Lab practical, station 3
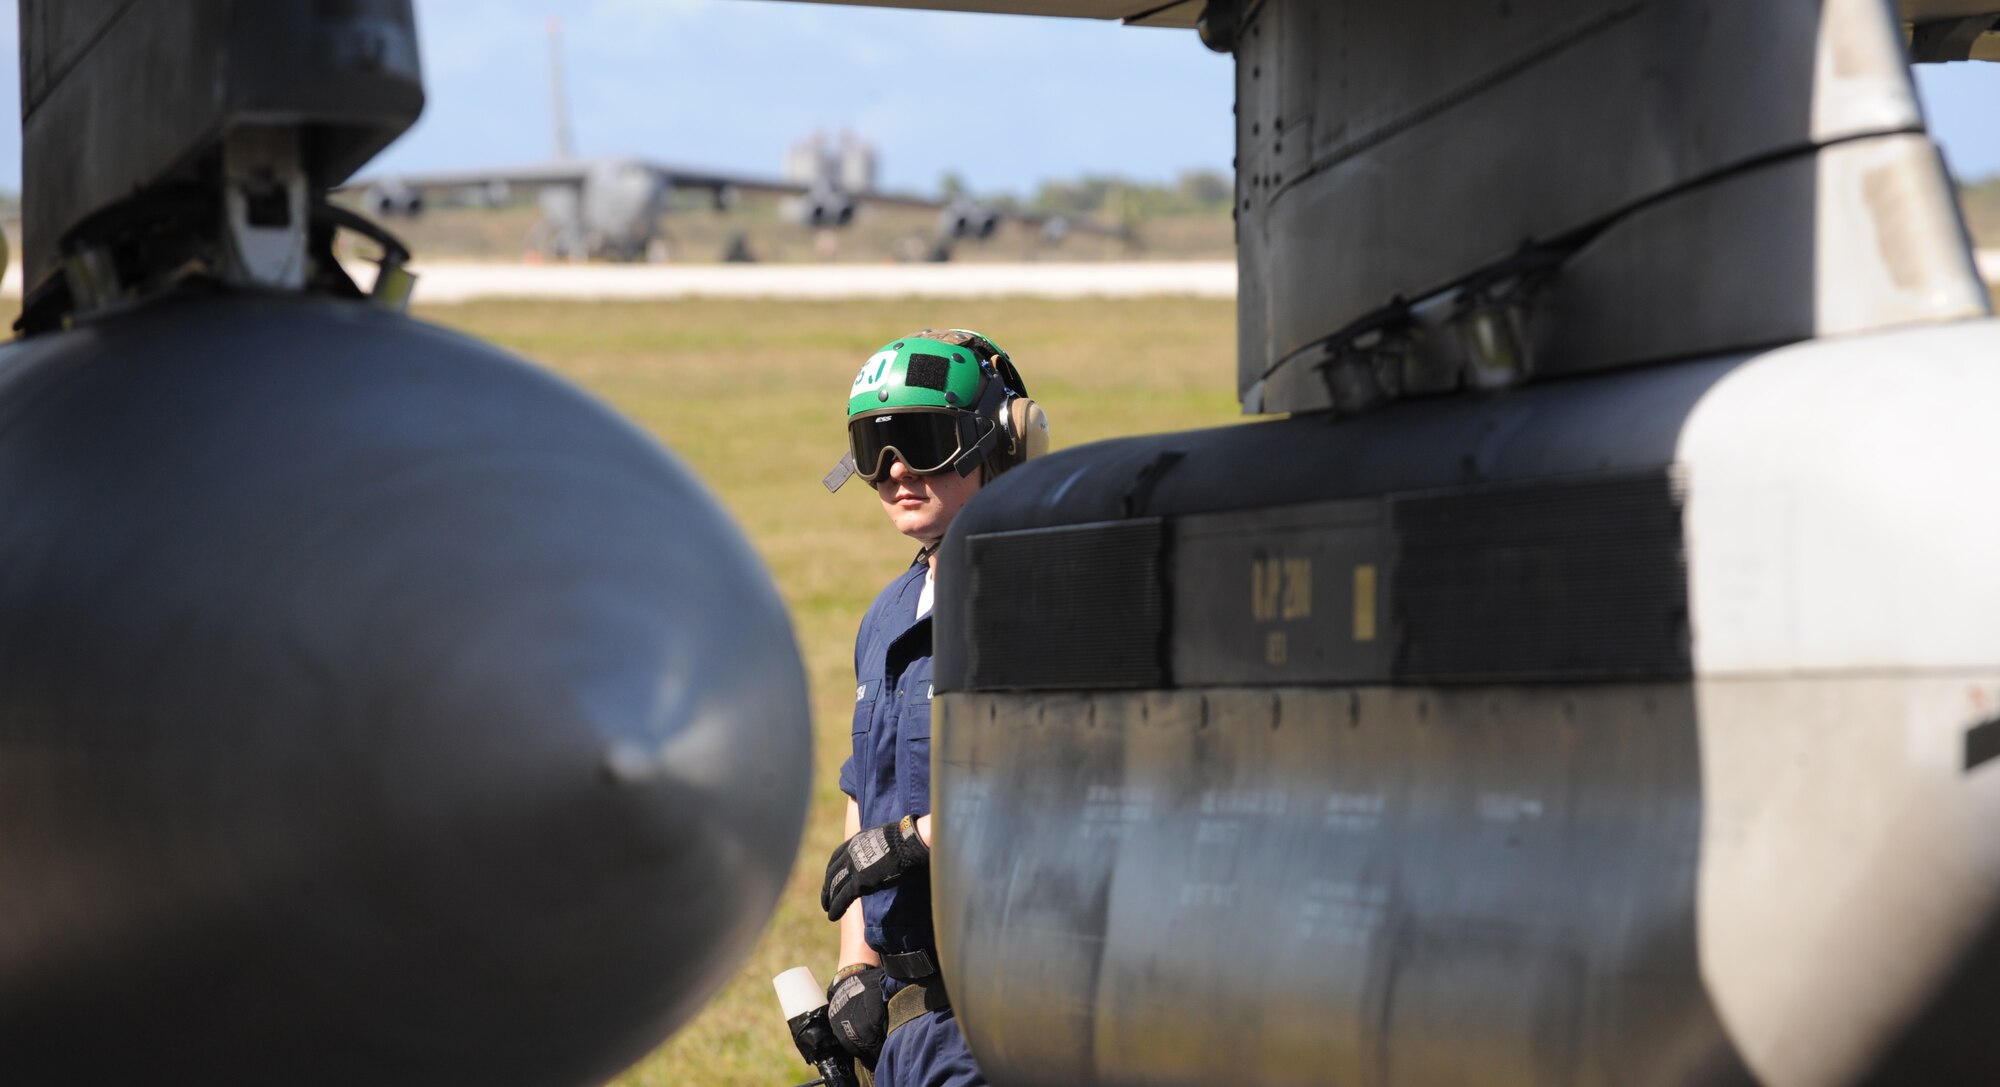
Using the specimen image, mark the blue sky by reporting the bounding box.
[0,1,1994,195]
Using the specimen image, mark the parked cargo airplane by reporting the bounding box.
[348,18,1088,261]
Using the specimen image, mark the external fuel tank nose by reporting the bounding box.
[0,294,811,1085]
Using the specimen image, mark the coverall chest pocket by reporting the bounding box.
[853,678,882,733]
[896,663,934,815]
[851,676,882,775]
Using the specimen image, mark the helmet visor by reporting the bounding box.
[849,411,967,482]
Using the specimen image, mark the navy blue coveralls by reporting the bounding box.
[839,560,985,1087]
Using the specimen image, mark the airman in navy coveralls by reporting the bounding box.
[818,329,1048,1087]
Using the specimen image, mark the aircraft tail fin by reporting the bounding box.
[548,16,575,160]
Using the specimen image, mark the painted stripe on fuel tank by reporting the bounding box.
[961,468,1687,690]
[964,518,1167,690]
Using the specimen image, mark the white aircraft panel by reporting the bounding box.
[1679,321,2000,675]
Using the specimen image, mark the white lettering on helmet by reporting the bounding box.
[851,350,898,395]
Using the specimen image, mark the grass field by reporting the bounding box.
[415,295,1240,1085]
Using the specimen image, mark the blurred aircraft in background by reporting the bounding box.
[347,18,1105,262]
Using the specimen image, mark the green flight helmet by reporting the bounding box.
[823,329,1034,492]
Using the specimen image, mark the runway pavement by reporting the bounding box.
[6,251,1999,302]
[0,260,1235,302]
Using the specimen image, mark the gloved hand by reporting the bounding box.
[826,963,888,1067]
[822,813,930,922]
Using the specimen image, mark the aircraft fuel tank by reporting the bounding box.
[0,293,812,1084]
[932,323,2000,1086]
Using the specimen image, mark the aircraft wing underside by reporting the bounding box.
[775,1,2000,58]
[783,0,1994,26]
[767,0,1201,27]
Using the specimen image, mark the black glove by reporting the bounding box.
[822,813,930,922]
[826,963,887,1067]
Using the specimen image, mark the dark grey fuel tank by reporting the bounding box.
[931,320,2000,1086]
[931,359,1749,1085]
[0,2,812,1077]
[0,294,811,1084]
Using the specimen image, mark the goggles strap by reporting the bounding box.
[823,449,857,493]
[946,364,1012,476]
[949,413,1003,478]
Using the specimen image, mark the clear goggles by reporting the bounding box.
[847,411,979,483]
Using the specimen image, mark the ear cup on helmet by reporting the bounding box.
[1006,397,1049,465]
